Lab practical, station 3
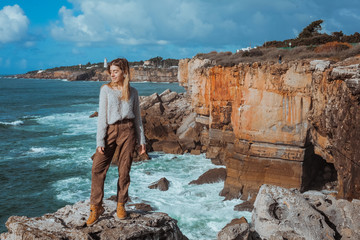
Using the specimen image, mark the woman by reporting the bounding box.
[86,58,146,226]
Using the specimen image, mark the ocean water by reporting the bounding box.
[0,77,250,239]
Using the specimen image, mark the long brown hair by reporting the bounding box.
[107,58,131,101]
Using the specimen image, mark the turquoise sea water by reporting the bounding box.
[0,78,249,239]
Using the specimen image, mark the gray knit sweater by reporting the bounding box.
[96,84,146,148]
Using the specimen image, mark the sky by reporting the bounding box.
[1,0,360,74]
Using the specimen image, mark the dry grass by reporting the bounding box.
[195,43,360,67]
[314,41,352,53]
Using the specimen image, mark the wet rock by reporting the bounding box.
[149,177,170,191]
[217,217,250,240]
[127,203,154,212]
[189,168,226,185]
[152,140,183,154]
[89,111,98,118]
[234,201,254,212]
[252,185,335,240]
[0,200,187,240]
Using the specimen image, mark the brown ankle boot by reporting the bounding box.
[116,203,127,220]
[86,204,105,226]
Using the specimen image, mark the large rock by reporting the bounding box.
[152,140,183,154]
[217,217,250,240]
[189,168,226,185]
[0,200,187,240]
[303,191,360,239]
[148,177,170,191]
[252,185,335,240]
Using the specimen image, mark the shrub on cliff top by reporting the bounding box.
[314,41,352,53]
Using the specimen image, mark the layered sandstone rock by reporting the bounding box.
[178,56,360,200]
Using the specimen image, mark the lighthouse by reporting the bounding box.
[104,58,108,68]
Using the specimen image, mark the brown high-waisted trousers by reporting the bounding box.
[90,119,136,205]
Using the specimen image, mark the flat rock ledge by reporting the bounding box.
[0,200,187,240]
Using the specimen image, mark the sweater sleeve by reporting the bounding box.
[133,89,146,145]
[96,86,108,148]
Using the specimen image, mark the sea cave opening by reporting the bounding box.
[301,145,338,193]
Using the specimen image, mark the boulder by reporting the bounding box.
[89,111,98,118]
[176,112,197,137]
[189,168,226,185]
[234,201,254,212]
[0,200,187,240]
[217,217,250,240]
[149,177,170,191]
[252,185,335,240]
[140,93,162,110]
[160,89,178,103]
[303,191,360,239]
[127,203,154,212]
[152,140,183,154]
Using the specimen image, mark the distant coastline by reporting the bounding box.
[9,57,180,83]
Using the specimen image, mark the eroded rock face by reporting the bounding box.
[252,185,336,240]
[249,185,360,240]
[0,200,187,240]
[178,56,360,200]
[140,89,201,155]
[303,191,360,239]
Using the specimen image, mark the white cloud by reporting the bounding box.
[339,9,360,20]
[0,5,29,44]
[51,0,213,46]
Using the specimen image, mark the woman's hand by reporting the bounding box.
[97,146,105,154]
[139,144,146,155]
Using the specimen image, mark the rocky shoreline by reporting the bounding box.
[2,54,360,239]
[2,184,359,240]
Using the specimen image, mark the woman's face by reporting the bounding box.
[110,65,124,84]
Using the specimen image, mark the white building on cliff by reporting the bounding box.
[104,58,108,68]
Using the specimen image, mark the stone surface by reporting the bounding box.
[234,201,254,212]
[303,191,360,239]
[217,217,250,240]
[0,200,187,240]
[252,185,335,240]
[148,177,170,191]
[189,168,226,185]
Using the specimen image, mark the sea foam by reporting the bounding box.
[0,120,24,126]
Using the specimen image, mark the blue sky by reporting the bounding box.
[1,0,360,74]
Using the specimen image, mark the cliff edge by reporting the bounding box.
[0,200,187,240]
[178,56,360,201]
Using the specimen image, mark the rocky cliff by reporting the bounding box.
[178,56,360,201]
[14,66,178,82]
